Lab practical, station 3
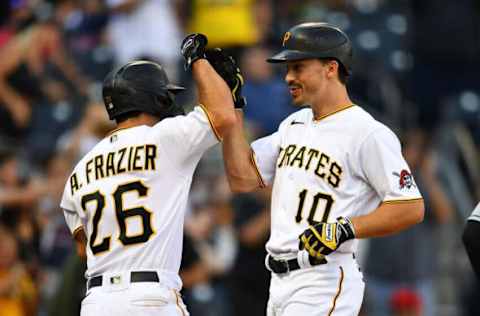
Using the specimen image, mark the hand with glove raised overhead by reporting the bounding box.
[205,48,246,109]
[180,33,208,70]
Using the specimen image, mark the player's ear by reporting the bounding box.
[326,60,339,80]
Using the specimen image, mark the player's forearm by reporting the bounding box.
[350,199,424,238]
[222,110,263,193]
[192,59,236,137]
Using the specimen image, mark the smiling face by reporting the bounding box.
[285,59,339,107]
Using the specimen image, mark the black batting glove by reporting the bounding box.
[181,33,208,70]
[299,217,355,259]
[205,48,246,108]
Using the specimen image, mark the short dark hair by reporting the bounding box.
[320,58,349,85]
[115,111,141,124]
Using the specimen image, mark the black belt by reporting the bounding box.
[88,271,159,289]
[267,255,327,274]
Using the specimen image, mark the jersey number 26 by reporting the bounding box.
[81,181,154,255]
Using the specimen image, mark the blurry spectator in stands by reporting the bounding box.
[26,78,83,166]
[54,0,112,81]
[241,46,295,136]
[47,252,86,316]
[57,100,114,164]
[0,150,44,281]
[183,176,236,316]
[390,288,422,316]
[410,0,480,131]
[105,0,182,80]
[36,153,75,309]
[0,0,36,48]
[180,232,212,316]
[0,11,90,141]
[185,0,271,61]
[364,128,454,316]
[0,224,37,316]
[228,187,271,316]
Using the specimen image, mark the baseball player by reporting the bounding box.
[218,23,425,315]
[463,202,480,278]
[60,34,236,315]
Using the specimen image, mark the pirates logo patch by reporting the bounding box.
[392,169,416,190]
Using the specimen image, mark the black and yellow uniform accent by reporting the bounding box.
[107,126,135,136]
[69,172,81,195]
[295,189,334,225]
[72,226,85,239]
[199,104,221,141]
[277,145,343,188]
[84,145,157,183]
[313,104,356,122]
[81,190,111,255]
[383,197,424,204]
[250,149,266,188]
[327,266,344,316]
[174,290,187,316]
[113,180,154,246]
[80,180,155,255]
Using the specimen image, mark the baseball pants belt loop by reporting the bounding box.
[267,255,327,274]
[88,271,160,289]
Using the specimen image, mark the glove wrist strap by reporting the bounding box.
[337,216,355,244]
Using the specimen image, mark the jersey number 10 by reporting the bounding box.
[295,189,334,225]
[81,181,154,255]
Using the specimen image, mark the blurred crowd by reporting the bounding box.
[0,0,479,316]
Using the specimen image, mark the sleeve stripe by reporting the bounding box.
[72,226,85,238]
[250,149,266,188]
[198,104,222,142]
[382,197,424,204]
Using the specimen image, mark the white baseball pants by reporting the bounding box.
[266,252,364,316]
[81,277,188,316]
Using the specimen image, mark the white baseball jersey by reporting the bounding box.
[60,106,218,290]
[252,105,423,257]
[468,202,480,222]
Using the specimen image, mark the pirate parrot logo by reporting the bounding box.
[282,32,292,47]
[392,169,416,190]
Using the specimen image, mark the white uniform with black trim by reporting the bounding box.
[60,106,218,316]
[251,105,423,316]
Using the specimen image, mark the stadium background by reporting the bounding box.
[0,0,479,315]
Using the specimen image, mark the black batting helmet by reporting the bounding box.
[102,61,185,121]
[267,22,353,75]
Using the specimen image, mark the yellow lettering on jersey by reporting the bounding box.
[70,172,81,195]
[94,155,105,180]
[314,153,330,179]
[145,145,156,170]
[86,159,94,184]
[106,152,115,177]
[290,146,306,168]
[328,162,342,188]
[132,145,144,171]
[305,149,319,170]
[117,147,127,174]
